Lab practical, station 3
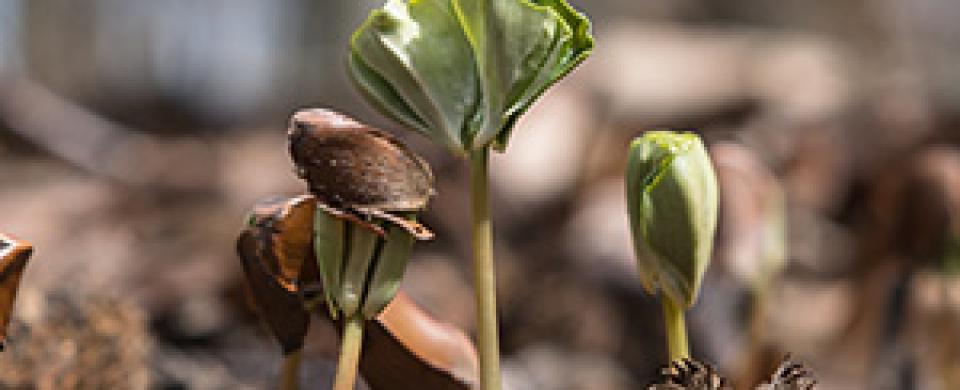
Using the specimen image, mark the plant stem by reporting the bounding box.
[279,350,302,390]
[471,148,502,390]
[661,298,689,362]
[333,315,364,390]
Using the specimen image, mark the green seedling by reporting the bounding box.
[349,1,593,388]
[626,131,718,362]
[238,195,477,390]
[288,109,434,390]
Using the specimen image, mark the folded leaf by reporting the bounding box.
[626,132,718,308]
[351,0,482,155]
[350,0,593,154]
[453,0,593,149]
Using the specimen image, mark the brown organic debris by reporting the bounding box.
[237,196,321,355]
[647,355,817,390]
[648,358,732,390]
[0,233,33,350]
[0,292,151,388]
[756,356,817,390]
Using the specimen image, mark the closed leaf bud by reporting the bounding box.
[626,131,718,308]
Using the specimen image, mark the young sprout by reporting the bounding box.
[349,2,593,388]
[626,131,718,362]
[238,195,479,389]
[288,109,434,390]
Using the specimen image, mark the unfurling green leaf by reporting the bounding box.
[626,131,718,308]
[349,0,594,155]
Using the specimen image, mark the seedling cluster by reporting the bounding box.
[232,0,817,389]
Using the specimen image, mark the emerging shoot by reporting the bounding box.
[626,131,718,361]
[349,2,594,388]
[288,109,434,390]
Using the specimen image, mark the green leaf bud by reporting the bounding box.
[626,131,719,308]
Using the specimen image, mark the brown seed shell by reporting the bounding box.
[288,109,434,212]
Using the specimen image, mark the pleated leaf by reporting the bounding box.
[453,0,593,149]
[350,0,482,155]
[350,0,593,154]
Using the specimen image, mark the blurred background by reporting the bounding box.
[1,0,960,388]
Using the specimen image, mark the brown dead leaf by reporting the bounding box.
[237,196,320,355]
[648,358,731,390]
[756,355,816,390]
[0,233,33,350]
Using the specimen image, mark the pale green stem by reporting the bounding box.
[279,349,301,390]
[471,147,502,390]
[333,315,364,390]
[661,298,690,362]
